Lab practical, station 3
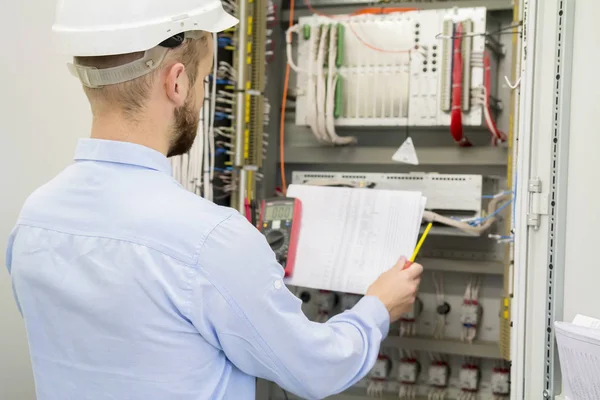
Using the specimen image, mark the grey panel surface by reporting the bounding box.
[284,143,508,166]
[383,336,501,359]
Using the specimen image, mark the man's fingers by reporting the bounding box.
[404,262,423,278]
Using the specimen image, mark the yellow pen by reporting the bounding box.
[404,222,433,269]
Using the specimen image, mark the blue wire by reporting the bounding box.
[214,111,232,120]
[512,171,518,226]
[207,76,234,86]
[469,198,513,226]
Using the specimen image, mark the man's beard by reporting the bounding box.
[167,95,200,158]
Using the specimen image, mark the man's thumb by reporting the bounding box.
[395,256,408,268]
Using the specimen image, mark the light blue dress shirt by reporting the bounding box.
[6,138,390,400]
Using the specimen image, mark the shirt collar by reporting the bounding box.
[74,139,172,175]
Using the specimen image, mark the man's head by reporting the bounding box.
[75,32,213,157]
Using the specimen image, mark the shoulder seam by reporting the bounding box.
[16,220,196,265]
[190,212,237,265]
[185,212,236,319]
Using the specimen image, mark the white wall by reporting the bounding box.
[561,1,600,322]
[0,2,90,398]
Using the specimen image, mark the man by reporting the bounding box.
[5,0,423,399]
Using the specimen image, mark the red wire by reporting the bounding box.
[303,0,415,53]
[483,51,507,144]
[450,23,472,147]
[244,198,252,222]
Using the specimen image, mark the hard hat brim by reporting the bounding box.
[53,2,239,57]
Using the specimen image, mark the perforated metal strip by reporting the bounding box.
[543,0,575,397]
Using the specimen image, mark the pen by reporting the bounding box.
[404,222,433,269]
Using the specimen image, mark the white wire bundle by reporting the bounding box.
[400,299,419,337]
[286,24,356,145]
[263,99,271,125]
[398,384,416,400]
[398,350,418,400]
[325,26,355,145]
[217,170,236,195]
[423,192,511,235]
[221,0,237,16]
[457,357,479,400]
[471,51,484,67]
[427,354,448,400]
[460,278,481,343]
[471,85,505,145]
[315,26,329,142]
[366,379,385,397]
[400,317,417,337]
[491,360,511,400]
[432,273,446,339]
[457,390,476,400]
[217,61,237,81]
[367,355,389,397]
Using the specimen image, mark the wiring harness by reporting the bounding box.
[286,24,356,146]
[423,191,512,236]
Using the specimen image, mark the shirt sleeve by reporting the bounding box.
[5,226,22,315]
[187,213,389,400]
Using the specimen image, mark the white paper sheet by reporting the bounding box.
[285,184,427,294]
[572,314,600,330]
[555,314,600,400]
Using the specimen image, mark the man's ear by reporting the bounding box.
[164,62,189,107]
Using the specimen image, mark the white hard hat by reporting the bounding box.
[52,0,238,87]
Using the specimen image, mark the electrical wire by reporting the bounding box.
[436,22,522,40]
[207,33,219,201]
[483,51,507,144]
[202,79,211,200]
[279,0,295,195]
[449,22,472,147]
[432,273,446,339]
[423,192,511,235]
[315,25,329,143]
[302,0,416,53]
[325,27,356,145]
[280,4,417,193]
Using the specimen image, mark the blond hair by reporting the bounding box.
[76,32,210,119]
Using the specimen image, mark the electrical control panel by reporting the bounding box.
[293,7,501,128]
[262,0,518,398]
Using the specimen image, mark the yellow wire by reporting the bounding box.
[410,222,433,262]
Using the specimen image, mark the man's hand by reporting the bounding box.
[366,257,423,322]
